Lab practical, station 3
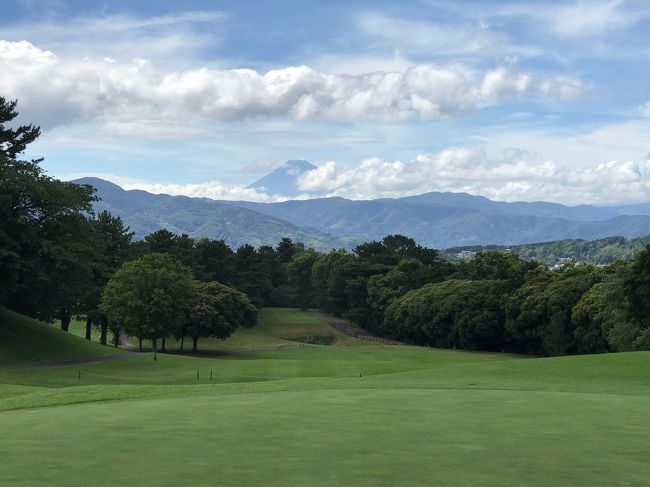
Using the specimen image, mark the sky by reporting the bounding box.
[1,0,650,205]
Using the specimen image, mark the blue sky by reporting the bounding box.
[1,0,650,204]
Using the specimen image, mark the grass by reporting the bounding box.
[129,307,355,352]
[0,307,120,365]
[1,307,649,486]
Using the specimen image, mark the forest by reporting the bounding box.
[3,95,650,357]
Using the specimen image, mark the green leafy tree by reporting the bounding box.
[383,279,508,350]
[187,281,257,352]
[506,265,603,355]
[100,253,196,355]
[191,237,235,284]
[83,211,133,343]
[276,237,297,264]
[367,258,443,332]
[287,251,319,309]
[0,97,97,322]
[458,251,538,288]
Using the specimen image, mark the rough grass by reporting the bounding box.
[130,307,355,352]
[1,307,649,486]
[0,307,119,365]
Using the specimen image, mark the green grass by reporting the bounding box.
[1,307,649,486]
[60,316,104,342]
[130,307,354,352]
[0,307,120,365]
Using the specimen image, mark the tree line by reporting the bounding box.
[1,97,257,352]
[2,96,650,356]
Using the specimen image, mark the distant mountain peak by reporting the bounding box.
[246,159,318,196]
[72,177,125,193]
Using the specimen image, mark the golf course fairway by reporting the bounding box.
[1,308,649,486]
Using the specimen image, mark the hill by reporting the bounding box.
[441,235,650,266]
[73,177,355,250]
[233,196,650,248]
[75,176,650,249]
[0,306,120,365]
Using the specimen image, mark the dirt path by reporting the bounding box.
[0,352,139,369]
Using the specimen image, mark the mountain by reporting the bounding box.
[77,177,650,250]
[230,194,650,249]
[246,159,317,196]
[400,192,621,221]
[74,177,355,250]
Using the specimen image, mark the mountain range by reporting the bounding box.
[73,160,650,250]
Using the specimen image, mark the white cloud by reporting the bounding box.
[0,40,586,129]
[501,0,649,38]
[59,171,291,202]
[122,180,296,203]
[551,0,634,37]
[639,102,650,118]
[356,12,540,58]
[0,11,227,64]
[294,148,650,205]
[82,145,650,205]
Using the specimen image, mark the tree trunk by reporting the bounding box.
[161,336,166,352]
[100,322,108,345]
[192,336,198,353]
[138,337,143,352]
[152,337,158,361]
[180,335,185,352]
[112,329,120,348]
[60,308,71,332]
[85,316,92,340]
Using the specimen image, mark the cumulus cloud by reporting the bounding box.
[0,40,586,129]
[294,149,650,205]
[103,147,650,206]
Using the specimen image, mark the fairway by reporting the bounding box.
[1,308,649,486]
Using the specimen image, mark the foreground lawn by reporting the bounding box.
[1,377,649,486]
[1,307,649,486]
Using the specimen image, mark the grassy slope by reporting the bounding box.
[1,307,649,486]
[127,307,359,352]
[0,307,120,365]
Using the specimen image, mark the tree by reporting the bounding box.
[287,251,319,309]
[624,245,650,329]
[83,212,133,343]
[144,229,177,254]
[233,244,271,306]
[191,238,235,284]
[0,97,97,322]
[0,97,40,160]
[187,281,257,352]
[458,251,538,288]
[276,237,297,264]
[383,279,508,350]
[505,265,603,355]
[367,258,443,332]
[100,253,196,356]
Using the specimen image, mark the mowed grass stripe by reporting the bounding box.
[2,387,649,486]
[2,307,650,486]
